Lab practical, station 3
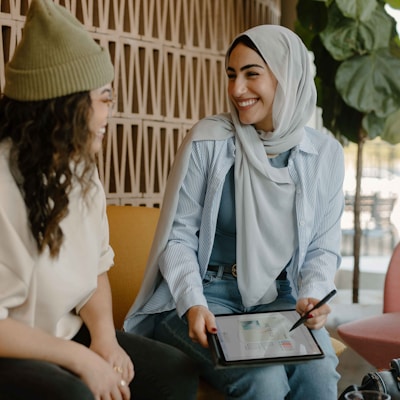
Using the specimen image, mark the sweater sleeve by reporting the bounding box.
[0,197,36,320]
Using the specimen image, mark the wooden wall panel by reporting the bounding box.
[1,0,281,206]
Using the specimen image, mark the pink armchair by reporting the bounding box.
[337,242,400,369]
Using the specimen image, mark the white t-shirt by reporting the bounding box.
[0,140,114,339]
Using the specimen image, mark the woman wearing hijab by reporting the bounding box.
[125,24,344,399]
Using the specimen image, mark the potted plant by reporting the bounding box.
[295,0,400,302]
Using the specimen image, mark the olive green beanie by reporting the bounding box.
[4,0,114,101]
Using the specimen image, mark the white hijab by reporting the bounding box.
[227,25,317,306]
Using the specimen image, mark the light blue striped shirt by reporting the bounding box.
[124,125,344,335]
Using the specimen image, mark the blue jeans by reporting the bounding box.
[154,270,340,400]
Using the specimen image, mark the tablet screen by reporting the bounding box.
[208,310,324,367]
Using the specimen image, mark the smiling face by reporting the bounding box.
[89,83,113,154]
[226,42,278,132]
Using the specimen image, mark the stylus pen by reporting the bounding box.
[289,289,337,332]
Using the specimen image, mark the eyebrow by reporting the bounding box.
[226,63,265,72]
[101,88,113,95]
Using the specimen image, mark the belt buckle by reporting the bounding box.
[231,264,237,277]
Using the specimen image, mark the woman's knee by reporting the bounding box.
[117,331,199,400]
[0,358,94,400]
[203,364,289,400]
[285,331,340,400]
[154,312,214,367]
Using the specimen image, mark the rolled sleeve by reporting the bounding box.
[159,243,208,317]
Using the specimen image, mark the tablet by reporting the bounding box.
[207,310,324,368]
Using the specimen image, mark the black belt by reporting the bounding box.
[207,264,287,280]
[208,264,238,277]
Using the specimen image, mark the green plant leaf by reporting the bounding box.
[381,108,400,144]
[294,20,316,50]
[335,48,400,117]
[336,0,377,21]
[311,35,340,84]
[391,36,400,57]
[361,112,385,139]
[385,0,400,9]
[332,104,363,143]
[296,0,328,34]
[320,2,394,60]
[316,77,363,142]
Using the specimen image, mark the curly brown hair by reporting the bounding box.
[0,92,97,258]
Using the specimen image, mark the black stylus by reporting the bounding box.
[289,289,337,332]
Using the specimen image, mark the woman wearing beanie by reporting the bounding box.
[124,25,344,399]
[0,1,198,399]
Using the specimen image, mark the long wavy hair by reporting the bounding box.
[0,92,96,258]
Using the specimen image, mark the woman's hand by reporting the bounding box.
[76,348,131,400]
[78,272,133,398]
[90,336,135,390]
[296,297,331,330]
[186,305,217,348]
[0,318,130,399]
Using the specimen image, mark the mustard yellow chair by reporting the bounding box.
[106,205,222,399]
[106,205,345,400]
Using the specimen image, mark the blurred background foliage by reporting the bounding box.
[295,0,400,302]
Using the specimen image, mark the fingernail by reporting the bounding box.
[307,314,314,319]
[211,327,217,333]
